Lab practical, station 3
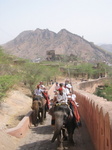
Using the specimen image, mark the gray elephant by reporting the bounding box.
[31,95,47,126]
[51,104,77,149]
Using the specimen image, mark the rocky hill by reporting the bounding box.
[99,44,112,53]
[2,28,112,63]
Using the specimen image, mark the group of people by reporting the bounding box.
[32,80,81,127]
[52,82,79,107]
[50,80,81,127]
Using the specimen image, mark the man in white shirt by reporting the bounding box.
[49,87,68,126]
[34,85,43,97]
[55,82,60,91]
[66,84,72,93]
[64,85,70,95]
[56,88,68,104]
[68,92,79,107]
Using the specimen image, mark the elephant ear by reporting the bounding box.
[48,107,55,116]
[32,101,39,110]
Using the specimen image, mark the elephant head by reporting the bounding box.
[51,104,76,146]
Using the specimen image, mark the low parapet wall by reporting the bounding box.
[77,77,110,93]
[6,111,32,138]
[74,89,112,150]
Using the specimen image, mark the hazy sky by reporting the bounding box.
[0,0,112,45]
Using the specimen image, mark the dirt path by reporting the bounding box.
[16,78,95,150]
[17,112,95,150]
[0,78,95,150]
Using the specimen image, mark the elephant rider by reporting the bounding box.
[32,84,46,109]
[34,83,50,108]
[49,87,68,125]
[68,92,79,107]
[33,85,44,98]
[64,84,70,95]
[55,82,60,91]
[65,83,72,94]
[50,90,58,107]
[50,87,68,108]
[65,78,70,85]
[58,83,66,94]
[67,95,81,127]
[56,87,68,104]
[37,81,46,90]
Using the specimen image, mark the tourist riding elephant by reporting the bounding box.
[51,104,77,148]
[31,95,47,126]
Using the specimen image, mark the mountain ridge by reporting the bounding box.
[2,28,112,63]
[99,44,112,53]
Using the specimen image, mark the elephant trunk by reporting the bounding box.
[51,111,64,143]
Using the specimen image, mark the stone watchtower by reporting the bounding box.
[46,50,55,61]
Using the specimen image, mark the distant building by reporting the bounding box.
[46,50,55,61]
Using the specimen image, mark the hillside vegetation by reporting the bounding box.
[0,47,112,101]
[0,47,61,100]
[94,81,112,101]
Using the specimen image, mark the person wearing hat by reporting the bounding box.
[68,92,79,107]
[37,81,46,90]
[56,87,68,104]
[49,88,68,126]
[34,85,43,97]
[65,79,70,85]
[66,84,72,93]
[55,82,60,91]
[32,84,44,110]
[64,84,70,95]
[59,83,66,94]
[50,90,58,106]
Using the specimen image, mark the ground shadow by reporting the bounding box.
[16,115,25,121]
[31,124,54,135]
[17,139,57,150]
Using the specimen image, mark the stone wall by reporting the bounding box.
[77,77,110,93]
[74,89,112,150]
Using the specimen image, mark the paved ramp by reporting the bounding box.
[17,112,95,150]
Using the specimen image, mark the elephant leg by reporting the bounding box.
[38,111,41,122]
[42,109,44,122]
[31,111,35,125]
[51,122,63,143]
[44,105,46,119]
[57,131,63,149]
[39,111,42,123]
[40,109,44,124]
[62,128,68,141]
[68,133,74,144]
[44,111,46,119]
[32,110,37,126]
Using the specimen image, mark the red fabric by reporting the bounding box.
[70,100,80,122]
[37,84,40,88]
[57,88,63,91]
[42,92,50,109]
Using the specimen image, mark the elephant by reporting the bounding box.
[51,104,77,149]
[31,95,47,126]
